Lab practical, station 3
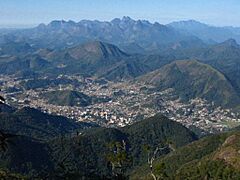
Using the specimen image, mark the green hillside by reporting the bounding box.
[41,41,153,80]
[130,130,240,180]
[137,60,240,108]
[196,39,240,95]
[0,114,197,179]
[165,39,240,95]
[1,101,240,179]
[123,114,197,166]
[44,114,197,178]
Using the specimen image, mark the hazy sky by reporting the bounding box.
[0,0,240,27]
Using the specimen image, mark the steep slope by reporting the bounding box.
[47,41,129,63]
[137,60,240,108]
[98,60,150,80]
[160,39,240,97]
[123,114,198,166]
[45,114,197,178]
[119,42,146,54]
[130,131,240,180]
[47,41,128,71]
[191,39,240,64]
[67,41,129,60]
[161,39,240,94]
[0,40,151,80]
[0,114,197,178]
[190,39,240,94]
[44,41,149,80]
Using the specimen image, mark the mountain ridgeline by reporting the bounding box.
[4,17,200,51]
[1,38,240,109]
[0,41,151,80]
[0,104,95,140]
[168,20,240,43]
[1,17,240,179]
[131,130,240,180]
[0,110,197,179]
[1,103,240,179]
[137,60,240,109]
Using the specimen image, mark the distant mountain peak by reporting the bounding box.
[181,19,203,24]
[84,41,129,58]
[49,20,66,25]
[67,41,128,60]
[47,20,77,29]
[221,38,239,47]
[172,19,204,24]
[122,16,134,22]
[110,16,153,28]
[168,19,208,29]
[111,18,121,24]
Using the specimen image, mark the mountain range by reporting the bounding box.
[168,20,240,43]
[8,16,198,51]
[1,17,240,179]
[1,38,240,110]
[1,17,240,53]
[0,17,203,54]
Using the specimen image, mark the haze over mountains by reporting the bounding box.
[1,17,240,110]
[168,20,240,43]
[1,16,240,52]
[1,16,240,179]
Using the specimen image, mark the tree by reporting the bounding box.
[32,134,77,179]
[144,145,167,180]
[106,140,131,179]
[155,162,168,180]
[143,140,175,180]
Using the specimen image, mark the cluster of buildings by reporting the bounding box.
[1,74,240,133]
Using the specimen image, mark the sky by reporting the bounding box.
[0,0,240,28]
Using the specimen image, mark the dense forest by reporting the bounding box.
[1,96,240,179]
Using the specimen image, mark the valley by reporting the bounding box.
[1,7,240,179]
[1,73,240,134]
